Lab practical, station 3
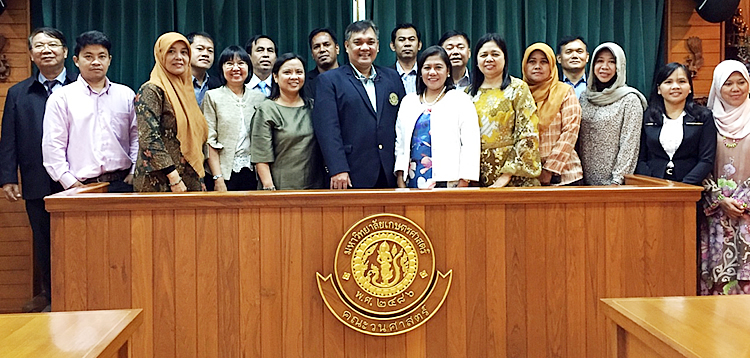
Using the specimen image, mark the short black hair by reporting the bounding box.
[308,28,338,49]
[438,30,470,48]
[344,20,379,42]
[74,30,111,56]
[269,52,312,107]
[416,46,455,96]
[469,33,511,95]
[391,23,421,44]
[556,36,587,54]
[186,32,215,46]
[244,35,277,55]
[28,27,67,50]
[217,45,253,85]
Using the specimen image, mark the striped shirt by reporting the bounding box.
[538,88,583,185]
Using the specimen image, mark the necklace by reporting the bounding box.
[723,136,739,148]
[421,86,446,107]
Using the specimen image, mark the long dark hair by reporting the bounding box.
[644,62,703,124]
[415,46,455,96]
[269,52,312,107]
[469,33,511,96]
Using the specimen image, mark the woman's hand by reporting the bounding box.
[396,171,406,188]
[170,180,187,192]
[167,170,186,193]
[457,179,470,187]
[719,197,746,219]
[214,177,227,192]
[489,173,512,188]
[539,169,553,185]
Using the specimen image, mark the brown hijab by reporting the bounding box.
[522,43,571,127]
[147,32,208,177]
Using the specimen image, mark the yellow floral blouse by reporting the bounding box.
[471,77,541,186]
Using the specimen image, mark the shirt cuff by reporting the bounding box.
[59,172,80,189]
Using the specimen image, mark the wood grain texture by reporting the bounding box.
[47,177,701,357]
[602,296,750,358]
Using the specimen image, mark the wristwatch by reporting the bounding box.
[212,174,223,180]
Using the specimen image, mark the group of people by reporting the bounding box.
[2,19,750,310]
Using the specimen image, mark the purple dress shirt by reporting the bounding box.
[42,76,138,189]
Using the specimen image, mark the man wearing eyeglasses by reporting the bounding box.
[0,27,76,312]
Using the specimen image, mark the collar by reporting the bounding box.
[249,73,272,88]
[562,73,586,86]
[78,74,112,95]
[37,68,67,85]
[351,64,377,81]
[458,68,470,81]
[192,72,210,87]
[395,61,417,76]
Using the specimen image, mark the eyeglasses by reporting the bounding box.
[32,42,64,51]
[223,61,248,69]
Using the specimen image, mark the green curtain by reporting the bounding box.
[370,0,665,94]
[31,0,352,90]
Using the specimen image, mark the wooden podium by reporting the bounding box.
[45,175,701,358]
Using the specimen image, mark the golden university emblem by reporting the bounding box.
[317,214,452,335]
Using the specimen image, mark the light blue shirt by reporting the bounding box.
[247,74,273,97]
[193,73,211,106]
[395,61,417,95]
[351,65,377,113]
[37,68,67,94]
[562,74,587,99]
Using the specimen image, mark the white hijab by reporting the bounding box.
[707,60,750,139]
[585,42,647,108]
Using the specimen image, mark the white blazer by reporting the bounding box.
[394,90,480,183]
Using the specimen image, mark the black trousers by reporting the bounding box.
[225,167,258,191]
[25,198,51,301]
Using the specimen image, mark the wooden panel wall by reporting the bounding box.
[668,0,723,97]
[47,178,701,358]
[0,0,33,314]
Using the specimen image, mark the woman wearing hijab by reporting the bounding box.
[701,59,750,295]
[469,33,541,187]
[578,42,647,185]
[635,62,716,185]
[522,43,583,186]
[134,32,208,192]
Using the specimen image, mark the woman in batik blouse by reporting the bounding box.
[468,33,541,187]
[701,60,750,295]
[134,32,208,192]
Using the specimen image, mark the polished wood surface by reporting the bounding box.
[0,309,142,358]
[601,296,750,358]
[667,0,722,96]
[0,0,34,314]
[46,175,701,357]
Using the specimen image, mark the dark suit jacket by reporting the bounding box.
[635,105,717,185]
[0,70,75,199]
[312,64,406,188]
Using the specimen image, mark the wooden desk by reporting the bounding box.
[601,296,750,358]
[45,175,701,357]
[0,309,142,358]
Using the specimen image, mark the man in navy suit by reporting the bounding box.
[313,20,406,189]
[0,27,75,311]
